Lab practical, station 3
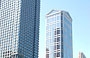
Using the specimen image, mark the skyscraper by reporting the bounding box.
[0,0,40,58]
[46,10,73,58]
[78,52,86,58]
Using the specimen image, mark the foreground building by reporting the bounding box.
[46,10,73,58]
[0,0,40,58]
[78,52,86,58]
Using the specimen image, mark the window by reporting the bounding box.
[57,16,60,20]
[54,45,56,50]
[54,53,56,58]
[57,45,60,49]
[57,30,60,34]
[57,37,60,42]
[46,54,49,58]
[46,48,49,51]
[54,30,56,35]
[54,28,60,35]
[54,38,56,42]
[57,52,60,57]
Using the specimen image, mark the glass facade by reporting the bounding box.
[0,0,40,58]
[46,10,73,58]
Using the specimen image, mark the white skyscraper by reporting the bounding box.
[46,10,73,58]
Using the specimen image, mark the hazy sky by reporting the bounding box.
[39,0,90,58]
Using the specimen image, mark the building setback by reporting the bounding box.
[46,10,73,58]
[0,0,40,58]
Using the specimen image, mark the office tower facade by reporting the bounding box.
[78,52,86,58]
[0,0,40,58]
[46,10,73,58]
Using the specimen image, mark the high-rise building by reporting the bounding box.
[46,10,73,58]
[78,52,86,58]
[0,0,40,58]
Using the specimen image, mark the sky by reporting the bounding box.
[39,0,90,58]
